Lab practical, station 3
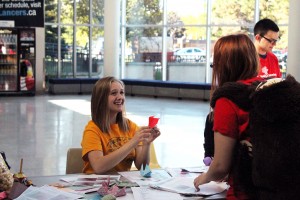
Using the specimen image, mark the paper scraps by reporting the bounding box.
[115,180,139,188]
[140,164,152,178]
[148,116,159,128]
[97,177,126,197]
[72,175,120,186]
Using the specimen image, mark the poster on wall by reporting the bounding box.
[0,0,44,27]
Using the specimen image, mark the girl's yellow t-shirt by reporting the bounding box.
[81,119,139,174]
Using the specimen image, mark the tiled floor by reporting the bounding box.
[0,94,210,177]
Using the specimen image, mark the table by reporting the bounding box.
[28,172,226,200]
[29,174,106,200]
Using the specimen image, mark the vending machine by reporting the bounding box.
[0,28,35,95]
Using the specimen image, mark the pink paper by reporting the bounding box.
[97,177,126,197]
[0,191,8,199]
[148,116,159,128]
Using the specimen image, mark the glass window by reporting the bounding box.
[92,0,104,25]
[168,26,207,82]
[124,27,163,80]
[61,0,74,24]
[76,0,90,24]
[167,0,207,25]
[45,0,58,23]
[211,0,255,25]
[61,26,73,76]
[45,25,58,78]
[211,26,249,40]
[126,0,163,25]
[44,0,289,82]
[76,26,89,74]
[259,1,289,24]
[91,27,104,75]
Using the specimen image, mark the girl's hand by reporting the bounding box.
[194,173,209,191]
[133,126,152,145]
[147,127,161,144]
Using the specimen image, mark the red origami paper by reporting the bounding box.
[148,116,159,128]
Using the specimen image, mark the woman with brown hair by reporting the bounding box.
[194,34,263,199]
[81,76,160,174]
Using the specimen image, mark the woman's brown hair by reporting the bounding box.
[211,34,259,98]
[91,76,129,133]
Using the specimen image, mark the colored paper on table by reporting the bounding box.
[140,164,152,178]
[97,177,126,197]
[148,116,159,128]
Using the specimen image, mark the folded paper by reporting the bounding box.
[140,164,152,178]
[97,177,126,197]
[148,116,159,128]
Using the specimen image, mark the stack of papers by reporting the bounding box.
[57,175,121,195]
[61,175,120,186]
[164,167,208,178]
[15,185,83,200]
[119,168,227,197]
[132,187,183,200]
[149,177,228,196]
[119,169,172,187]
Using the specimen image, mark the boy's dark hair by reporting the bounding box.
[254,18,279,36]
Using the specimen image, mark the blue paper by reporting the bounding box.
[140,164,152,178]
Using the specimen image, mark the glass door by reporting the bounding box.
[19,29,35,92]
[0,30,18,91]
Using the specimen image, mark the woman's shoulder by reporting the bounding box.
[85,120,97,127]
[215,97,240,111]
[84,120,101,132]
[211,82,254,111]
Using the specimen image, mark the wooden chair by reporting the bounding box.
[66,144,160,173]
[149,142,161,169]
[66,148,83,174]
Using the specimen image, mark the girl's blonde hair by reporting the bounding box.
[91,76,129,133]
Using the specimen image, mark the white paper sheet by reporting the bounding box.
[60,174,120,186]
[132,186,183,200]
[119,169,172,186]
[164,168,200,178]
[15,185,83,200]
[150,177,228,196]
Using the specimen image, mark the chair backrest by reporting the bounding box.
[66,148,83,174]
[149,142,161,169]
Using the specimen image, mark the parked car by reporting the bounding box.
[174,47,206,63]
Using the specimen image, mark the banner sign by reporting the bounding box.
[0,0,44,27]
